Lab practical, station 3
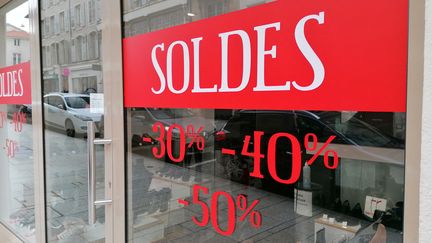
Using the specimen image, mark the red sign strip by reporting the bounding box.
[123,0,408,112]
[0,62,31,105]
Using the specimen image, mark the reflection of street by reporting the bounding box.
[44,129,105,242]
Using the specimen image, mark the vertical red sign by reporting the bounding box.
[0,62,31,105]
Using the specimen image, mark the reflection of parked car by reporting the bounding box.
[216,110,404,150]
[130,108,216,161]
[215,110,404,194]
[43,93,103,137]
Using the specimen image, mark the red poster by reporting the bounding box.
[123,0,408,112]
[0,62,31,105]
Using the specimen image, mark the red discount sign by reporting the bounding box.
[0,62,31,105]
[123,0,408,112]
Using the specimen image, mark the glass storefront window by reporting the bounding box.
[122,1,407,243]
[40,0,106,241]
[0,1,35,242]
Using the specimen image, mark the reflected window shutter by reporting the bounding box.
[81,3,86,26]
[83,36,87,60]
[55,15,59,34]
[65,12,69,30]
[96,0,101,21]
[71,39,75,62]
[70,8,75,27]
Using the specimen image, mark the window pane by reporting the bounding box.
[122,1,407,243]
[40,0,106,242]
[0,1,35,242]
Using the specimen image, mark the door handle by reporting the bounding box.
[87,121,112,225]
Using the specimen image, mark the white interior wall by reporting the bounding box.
[419,0,432,242]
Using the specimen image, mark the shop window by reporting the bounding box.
[0,1,35,241]
[122,1,407,243]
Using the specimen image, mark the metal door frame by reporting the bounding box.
[27,0,125,242]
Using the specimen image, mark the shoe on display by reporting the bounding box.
[342,200,351,214]
[351,203,363,218]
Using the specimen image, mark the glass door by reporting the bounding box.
[40,0,112,241]
[0,0,35,242]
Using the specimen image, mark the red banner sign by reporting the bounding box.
[0,62,31,105]
[123,0,408,112]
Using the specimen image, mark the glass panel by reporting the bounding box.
[0,1,35,242]
[123,1,406,243]
[40,0,106,242]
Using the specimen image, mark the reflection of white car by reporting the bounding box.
[43,93,103,137]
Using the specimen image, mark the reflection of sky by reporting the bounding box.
[6,2,29,32]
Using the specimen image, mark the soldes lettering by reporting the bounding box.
[0,69,24,97]
[151,12,325,95]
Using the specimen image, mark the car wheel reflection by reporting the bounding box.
[65,119,76,137]
[224,155,244,182]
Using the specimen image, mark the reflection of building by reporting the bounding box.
[239,0,273,9]
[122,0,245,37]
[40,0,102,94]
[6,23,29,66]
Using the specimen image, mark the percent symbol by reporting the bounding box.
[10,112,27,132]
[186,125,205,150]
[236,194,262,228]
[178,185,263,236]
[304,133,339,169]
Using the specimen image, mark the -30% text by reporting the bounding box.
[143,122,205,162]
